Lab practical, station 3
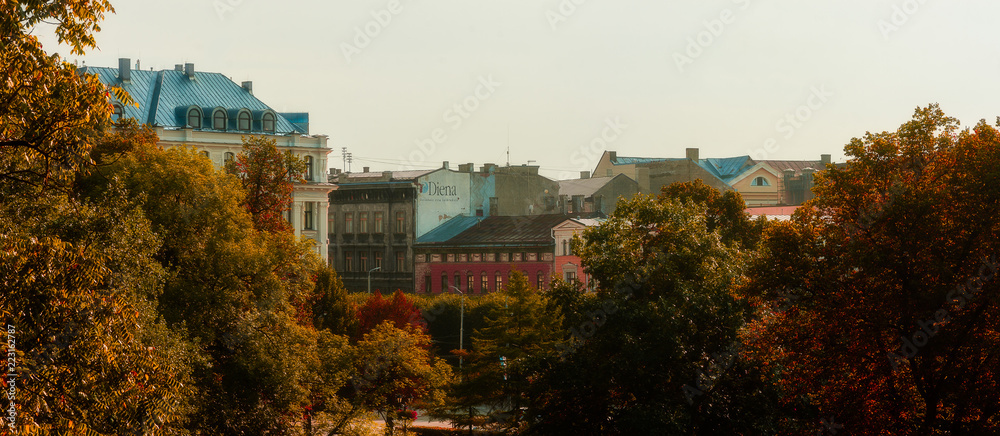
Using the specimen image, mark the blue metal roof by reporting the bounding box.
[79,66,306,135]
[417,216,483,244]
[696,156,754,183]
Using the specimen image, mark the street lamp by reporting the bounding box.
[368,266,380,294]
[449,285,464,371]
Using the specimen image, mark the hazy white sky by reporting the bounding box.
[40,0,1000,179]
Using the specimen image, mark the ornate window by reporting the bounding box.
[304,156,314,181]
[481,273,488,293]
[304,202,314,230]
[238,111,251,131]
[187,108,201,128]
[374,212,384,233]
[262,112,276,133]
[213,110,227,130]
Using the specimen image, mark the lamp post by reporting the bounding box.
[368,266,380,294]
[448,285,464,371]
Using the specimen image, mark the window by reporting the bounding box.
[396,251,405,272]
[359,252,368,272]
[481,273,488,293]
[329,216,335,236]
[562,239,569,256]
[213,110,226,130]
[374,212,384,233]
[359,212,369,233]
[565,271,576,281]
[455,273,461,291]
[238,111,251,131]
[467,273,474,292]
[442,273,449,293]
[262,112,276,133]
[537,272,544,290]
[374,251,382,270]
[304,156,314,181]
[425,276,432,293]
[200,150,210,159]
[495,272,503,291]
[344,252,353,272]
[344,213,354,233]
[224,152,235,165]
[187,108,201,128]
[304,202,314,230]
[395,211,405,233]
[112,104,123,121]
[752,176,770,186]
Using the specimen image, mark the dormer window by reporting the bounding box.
[262,112,276,133]
[213,110,227,130]
[752,176,770,186]
[112,104,123,121]
[187,108,202,129]
[238,111,251,131]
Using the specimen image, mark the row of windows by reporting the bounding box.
[426,271,546,294]
[198,151,316,182]
[343,250,406,273]
[186,108,276,133]
[421,252,548,263]
[340,211,406,234]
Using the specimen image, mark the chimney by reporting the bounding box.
[442,161,449,170]
[174,64,183,71]
[608,151,617,162]
[118,58,130,82]
[594,195,604,214]
[458,163,473,173]
[821,154,831,166]
[382,171,392,180]
[363,166,370,173]
[571,195,584,213]
[242,81,253,94]
[580,171,590,179]
[686,147,699,162]
[184,63,195,79]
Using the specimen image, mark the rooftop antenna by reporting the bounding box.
[506,123,510,167]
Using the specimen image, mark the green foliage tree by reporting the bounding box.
[528,193,784,435]
[746,104,1000,434]
[659,179,766,249]
[446,271,564,432]
[313,266,357,337]
[227,135,307,233]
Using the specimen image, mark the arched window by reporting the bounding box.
[751,176,770,187]
[262,112,276,133]
[238,111,251,131]
[187,108,201,129]
[304,156,314,181]
[213,110,227,130]
[112,104,123,121]
[481,272,488,293]
[537,272,544,290]
[200,150,210,159]
[224,152,235,164]
[495,272,503,291]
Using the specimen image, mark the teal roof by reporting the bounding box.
[417,216,483,244]
[696,156,755,184]
[79,66,306,135]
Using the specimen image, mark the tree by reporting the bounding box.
[745,104,1000,434]
[313,265,357,336]
[356,290,425,339]
[350,322,453,436]
[227,135,306,233]
[527,193,785,435]
[449,271,564,432]
[659,179,766,249]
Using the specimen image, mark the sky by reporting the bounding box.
[38,0,1000,180]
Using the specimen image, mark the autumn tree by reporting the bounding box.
[660,179,766,249]
[356,290,425,339]
[227,135,307,233]
[746,104,1000,434]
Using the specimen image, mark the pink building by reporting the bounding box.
[552,218,603,291]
